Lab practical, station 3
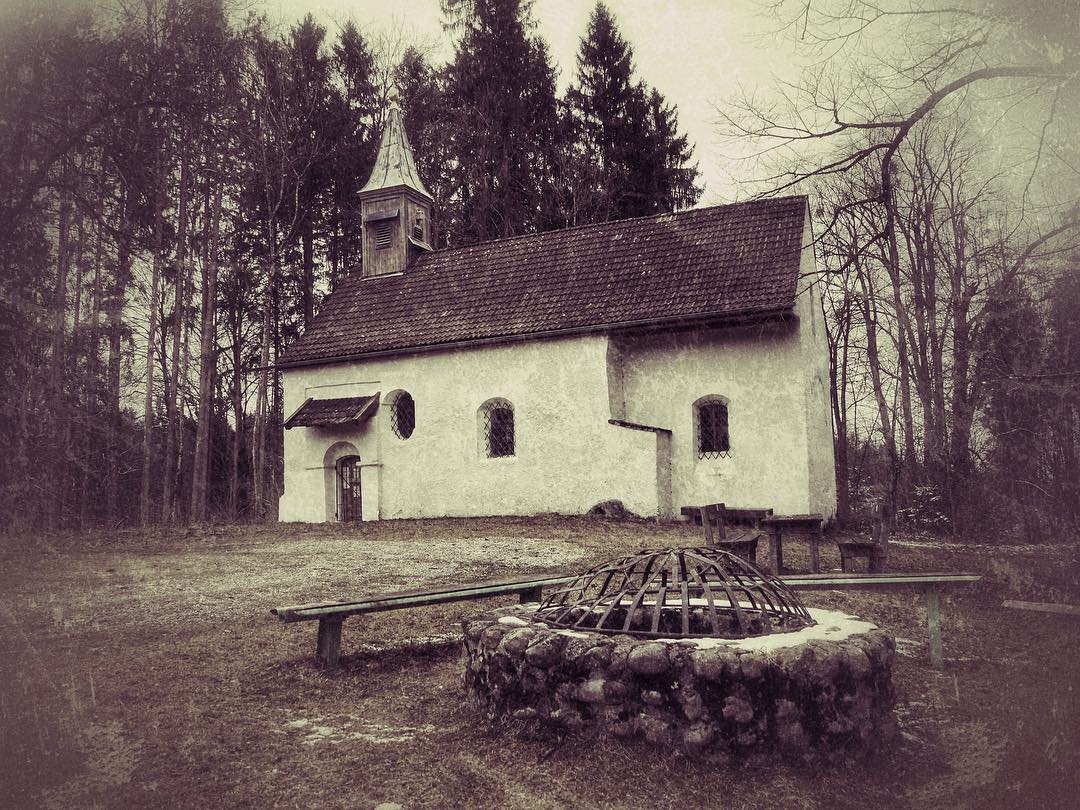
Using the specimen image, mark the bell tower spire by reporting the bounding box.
[358,92,433,277]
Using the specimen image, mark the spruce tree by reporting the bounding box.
[328,21,379,282]
[395,46,452,248]
[565,2,700,223]
[442,0,561,242]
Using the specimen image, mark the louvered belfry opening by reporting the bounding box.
[374,220,392,249]
[535,546,814,639]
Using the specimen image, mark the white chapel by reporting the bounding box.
[276,105,837,523]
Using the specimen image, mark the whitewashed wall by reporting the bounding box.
[796,216,840,518]
[279,334,661,522]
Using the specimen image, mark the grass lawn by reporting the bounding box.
[1,516,1078,809]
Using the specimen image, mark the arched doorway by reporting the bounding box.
[337,455,363,521]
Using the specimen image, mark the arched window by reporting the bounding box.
[695,397,730,459]
[387,390,415,439]
[479,398,515,458]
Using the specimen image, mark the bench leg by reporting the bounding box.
[770,530,784,574]
[316,618,343,667]
[810,531,821,574]
[519,586,543,604]
[869,549,884,574]
[926,587,944,669]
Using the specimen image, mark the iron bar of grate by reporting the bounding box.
[534,546,815,640]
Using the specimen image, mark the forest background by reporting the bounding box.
[1,0,1077,541]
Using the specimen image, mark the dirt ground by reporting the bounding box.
[1,516,1078,809]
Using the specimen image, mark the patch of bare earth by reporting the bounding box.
[1,517,1077,809]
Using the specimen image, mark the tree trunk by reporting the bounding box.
[190,175,222,523]
[52,169,71,391]
[106,193,133,520]
[51,164,72,529]
[302,222,315,328]
[161,147,189,523]
[830,295,853,522]
[230,322,243,519]
[881,159,915,505]
[252,298,271,520]
[176,215,194,522]
[856,257,900,505]
[140,142,167,527]
[80,182,105,527]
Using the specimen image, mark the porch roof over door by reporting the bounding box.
[283,393,380,429]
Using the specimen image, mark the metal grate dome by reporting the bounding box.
[535,546,815,639]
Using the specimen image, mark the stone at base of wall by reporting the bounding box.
[586,500,632,519]
[461,605,897,761]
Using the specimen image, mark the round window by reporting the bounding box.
[391,392,415,440]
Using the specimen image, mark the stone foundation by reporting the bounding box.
[461,604,896,759]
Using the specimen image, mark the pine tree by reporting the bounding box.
[328,21,379,282]
[442,0,561,242]
[395,46,452,248]
[564,2,700,223]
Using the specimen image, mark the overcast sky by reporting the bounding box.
[257,0,802,205]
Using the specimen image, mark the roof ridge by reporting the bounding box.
[421,195,807,260]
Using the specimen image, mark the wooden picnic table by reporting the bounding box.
[761,514,825,574]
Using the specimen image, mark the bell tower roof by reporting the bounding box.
[360,99,433,201]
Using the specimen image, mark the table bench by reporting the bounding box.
[695,503,770,565]
[273,571,981,669]
[762,514,825,573]
[680,506,773,526]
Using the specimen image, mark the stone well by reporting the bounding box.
[461,547,896,759]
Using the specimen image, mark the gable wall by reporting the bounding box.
[611,320,813,516]
[279,334,661,522]
[796,215,839,517]
[608,214,836,519]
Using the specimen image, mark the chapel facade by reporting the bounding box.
[276,104,837,523]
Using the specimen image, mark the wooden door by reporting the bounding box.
[337,456,362,521]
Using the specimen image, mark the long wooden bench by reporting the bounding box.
[272,576,568,667]
[778,572,982,669]
[273,572,981,669]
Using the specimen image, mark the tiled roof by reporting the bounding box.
[278,196,808,367]
[284,394,380,429]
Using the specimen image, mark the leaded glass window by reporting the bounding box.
[697,399,730,459]
[390,391,415,439]
[481,399,515,458]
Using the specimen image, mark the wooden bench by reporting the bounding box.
[762,513,825,573]
[697,503,767,565]
[838,503,891,573]
[779,572,981,668]
[681,505,773,527]
[272,575,571,666]
[273,571,980,669]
